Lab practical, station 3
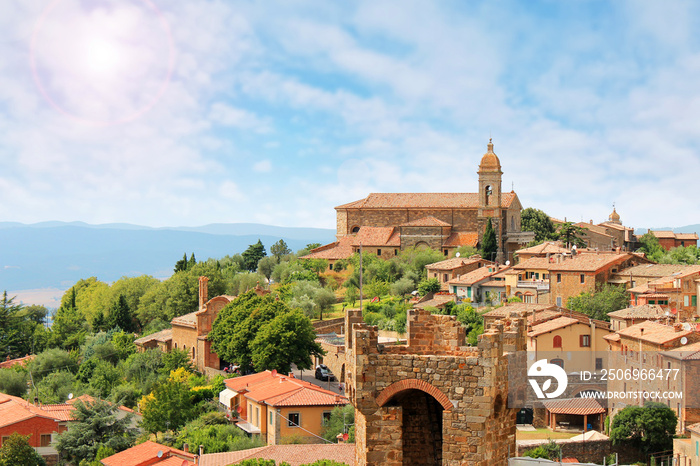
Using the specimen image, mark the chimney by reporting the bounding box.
[288,372,295,378]
[199,276,209,309]
[199,445,204,456]
[674,323,683,332]
[640,328,644,335]
[183,443,189,453]
[590,219,593,225]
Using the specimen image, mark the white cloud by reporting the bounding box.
[253,160,272,173]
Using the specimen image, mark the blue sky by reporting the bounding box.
[1,0,699,230]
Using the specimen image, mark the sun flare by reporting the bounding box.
[31,0,174,125]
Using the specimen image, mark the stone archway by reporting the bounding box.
[377,380,451,465]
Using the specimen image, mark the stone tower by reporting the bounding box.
[477,139,503,262]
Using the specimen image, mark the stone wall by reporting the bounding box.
[313,317,345,335]
[516,438,640,464]
[346,308,528,465]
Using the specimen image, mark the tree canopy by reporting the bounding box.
[557,222,586,248]
[55,398,137,465]
[0,433,46,466]
[610,402,677,456]
[242,240,267,272]
[481,218,498,261]
[209,291,323,373]
[566,284,629,321]
[521,207,557,243]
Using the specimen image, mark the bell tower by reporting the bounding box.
[478,139,504,261]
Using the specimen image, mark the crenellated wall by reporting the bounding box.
[345,308,527,465]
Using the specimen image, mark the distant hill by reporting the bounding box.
[0,222,335,291]
[633,224,700,235]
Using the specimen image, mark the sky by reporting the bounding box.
[1,0,699,230]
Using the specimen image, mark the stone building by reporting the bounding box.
[338,307,527,465]
[650,230,699,251]
[303,140,529,264]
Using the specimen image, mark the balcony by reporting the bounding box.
[517,280,550,291]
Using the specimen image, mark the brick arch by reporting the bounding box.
[376,379,453,411]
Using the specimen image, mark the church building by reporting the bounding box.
[303,140,529,264]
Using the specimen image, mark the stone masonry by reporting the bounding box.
[344,308,527,465]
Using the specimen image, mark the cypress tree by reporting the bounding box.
[481,218,498,261]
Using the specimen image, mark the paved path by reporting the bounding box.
[290,364,345,395]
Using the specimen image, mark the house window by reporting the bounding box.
[256,407,260,427]
[329,263,333,270]
[551,358,564,369]
[684,295,690,307]
[394,249,398,256]
[433,273,437,277]
[553,335,562,348]
[595,358,603,371]
[443,274,448,282]
[580,274,585,284]
[40,434,52,447]
[444,250,448,256]
[270,411,274,425]
[556,274,561,283]
[556,297,562,307]
[580,335,591,347]
[288,412,300,427]
[351,226,360,233]
[377,249,381,256]
[322,411,332,426]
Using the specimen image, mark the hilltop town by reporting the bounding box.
[1,142,700,466]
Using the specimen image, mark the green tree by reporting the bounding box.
[250,309,324,373]
[161,348,195,376]
[557,221,586,248]
[139,375,196,435]
[343,285,359,307]
[56,398,136,464]
[271,239,292,261]
[0,432,46,466]
[417,278,440,296]
[174,253,189,273]
[480,218,498,261]
[566,284,629,322]
[49,302,89,350]
[521,208,557,243]
[389,278,415,297]
[610,402,677,457]
[210,291,322,373]
[188,253,197,270]
[107,295,135,332]
[242,240,267,272]
[28,348,78,382]
[175,414,264,453]
[321,404,355,443]
[257,256,278,281]
[31,370,76,404]
[522,439,561,460]
[0,369,28,397]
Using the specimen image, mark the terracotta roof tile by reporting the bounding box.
[350,227,400,247]
[134,328,173,345]
[515,242,568,256]
[300,236,354,261]
[528,317,580,337]
[448,265,503,286]
[442,232,479,248]
[101,441,196,466]
[480,279,506,288]
[616,263,700,278]
[171,311,197,328]
[608,304,667,320]
[401,216,452,227]
[336,192,515,209]
[199,444,355,466]
[0,394,68,427]
[618,320,694,345]
[662,341,700,360]
[425,257,486,271]
[0,355,35,369]
[542,397,605,415]
[224,371,348,408]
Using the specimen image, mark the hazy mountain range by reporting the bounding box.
[0,222,335,293]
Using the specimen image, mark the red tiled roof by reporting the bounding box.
[336,192,516,209]
[448,265,503,286]
[0,394,68,427]
[662,341,700,360]
[300,236,355,261]
[350,226,400,247]
[224,371,348,408]
[425,257,486,271]
[608,305,666,320]
[0,355,35,369]
[480,279,506,288]
[401,216,452,227]
[515,242,568,256]
[542,397,605,415]
[604,333,621,342]
[134,328,173,346]
[171,311,197,328]
[442,232,479,248]
[198,444,355,466]
[101,441,196,466]
[618,320,693,345]
[528,317,580,337]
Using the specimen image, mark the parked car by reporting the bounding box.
[315,364,335,381]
